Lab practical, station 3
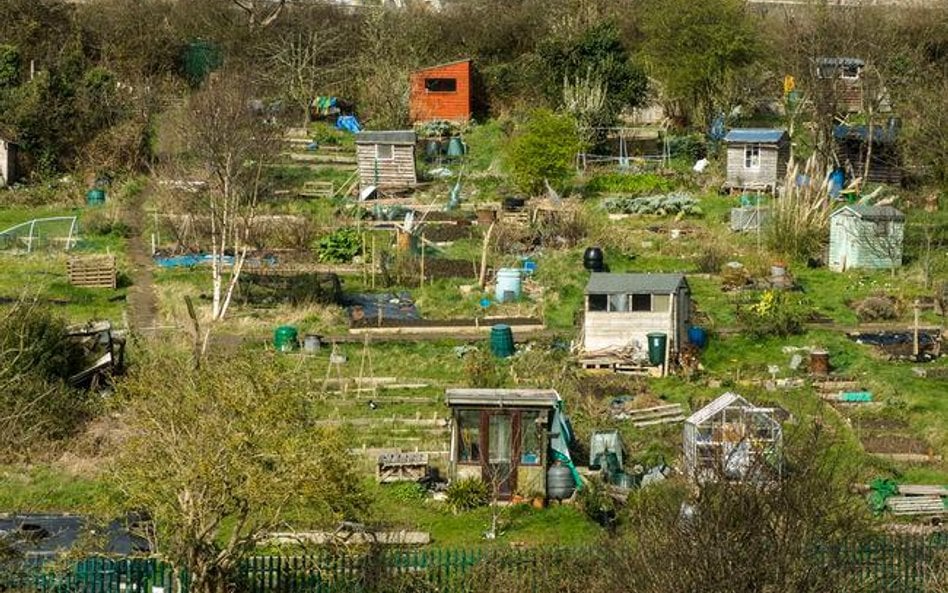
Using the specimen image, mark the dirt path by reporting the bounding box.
[123,183,159,334]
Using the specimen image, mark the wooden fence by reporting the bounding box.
[6,535,946,593]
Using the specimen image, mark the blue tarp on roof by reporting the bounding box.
[833,124,898,144]
[723,129,787,144]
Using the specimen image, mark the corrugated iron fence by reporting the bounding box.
[6,535,946,593]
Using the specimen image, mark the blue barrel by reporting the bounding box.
[495,268,521,303]
[489,324,515,358]
[687,326,708,349]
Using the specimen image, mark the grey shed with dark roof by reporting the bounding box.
[583,273,691,366]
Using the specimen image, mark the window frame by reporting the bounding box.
[744,144,761,170]
[630,293,652,312]
[455,409,482,465]
[424,78,458,93]
[375,143,394,161]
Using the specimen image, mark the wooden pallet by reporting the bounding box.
[580,357,619,371]
[377,452,429,483]
[615,403,686,427]
[615,363,663,377]
[886,496,946,516]
[67,255,116,289]
[299,180,334,198]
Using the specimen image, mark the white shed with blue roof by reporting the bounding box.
[723,128,790,192]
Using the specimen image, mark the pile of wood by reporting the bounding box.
[67,255,116,289]
[884,485,947,518]
[613,403,685,427]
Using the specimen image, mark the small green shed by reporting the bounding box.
[828,205,905,272]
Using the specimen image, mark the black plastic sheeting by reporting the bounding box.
[344,292,419,322]
[0,514,149,559]
[851,330,938,347]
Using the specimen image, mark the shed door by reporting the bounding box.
[481,412,518,499]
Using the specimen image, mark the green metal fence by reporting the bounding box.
[7,535,945,593]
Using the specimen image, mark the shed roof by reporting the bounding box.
[356,130,416,145]
[832,204,905,222]
[685,392,751,426]
[413,58,472,74]
[815,57,865,68]
[445,388,559,408]
[585,273,687,295]
[723,129,788,144]
[833,123,898,144]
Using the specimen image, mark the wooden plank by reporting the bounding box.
[897,485,948,497]
[632,416,686,428]
[886,496,946,515]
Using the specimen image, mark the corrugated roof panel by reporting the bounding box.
[723,129,788,144]
[684,392,750,426]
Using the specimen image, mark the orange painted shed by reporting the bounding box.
[409,59,472,123]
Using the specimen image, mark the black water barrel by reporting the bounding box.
[583,247,604,272]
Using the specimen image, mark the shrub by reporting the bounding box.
[585,172,673,196]
[506,109,582,194]
[601,193,700,216]
[854,295,899,322]
[316,227,363,263]
[445,477,490,513]
[463,348,508,388]
[736,290,809,338]
[385,481,427,504]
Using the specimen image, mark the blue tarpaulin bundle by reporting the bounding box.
[336,115,362,133]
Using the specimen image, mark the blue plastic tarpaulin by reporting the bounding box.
[335,115,362,133]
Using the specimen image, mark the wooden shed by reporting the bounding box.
[354,130,417,193]
[0,139,17,187]
[409,59,472,123]
[583,273,690,360]
[828,204,905,272]
[833,123,902,185]
[445,388,566,500]
[723,129,790,192]
[814,57,865,114]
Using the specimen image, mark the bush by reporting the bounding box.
[445,477,490,513]
[585,172,673,196]
[385,481,427,504]
[0,302,95,461]
[506,109,582,194]
[736,290,809,338]
[316,227,363,263]
[577,476,618,530]
[463,348,508,388]
[853,295,899,322]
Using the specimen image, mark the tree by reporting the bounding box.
[261,29,345,127]
[506,109,583,194]
[111,353,370,593]
[538,20,648,129]
[639,0,757,129]
[229,0,287,29]
[174,71,283,352]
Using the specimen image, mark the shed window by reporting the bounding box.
[609,293,628,312]
[520,411,542,465]
[840,65,861,80]
[631,294,652,312]
[457,410,481,463]
[744,145,760,169]
[874,220,888,236]
[425,78,457,93]
[588,294,607,312]
[375,144,393,161]
[652,294,671,312]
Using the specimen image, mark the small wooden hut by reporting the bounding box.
[833,123,902,185]
[828,205,905,272]
[583,273,690,360]
[0,138,17,187]
[409,59,472,123]
[445,388,568,500]
[354,130,417,193]
[723,129,790,192]
[814,57,865,114]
